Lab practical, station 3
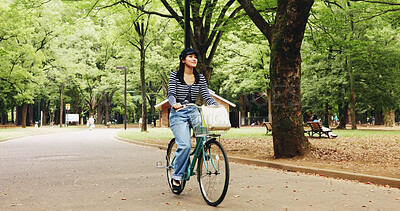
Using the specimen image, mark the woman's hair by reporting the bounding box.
[177,48,200,84]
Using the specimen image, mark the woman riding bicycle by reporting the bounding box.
[168,48,218,194]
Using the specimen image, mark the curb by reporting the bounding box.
[115,136,400,188]
[0,138,15,143]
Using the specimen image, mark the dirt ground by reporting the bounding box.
[145,126,400,179]
[220,135,400,179]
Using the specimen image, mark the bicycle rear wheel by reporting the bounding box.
[198,139,229,206]
[166,138,186,194]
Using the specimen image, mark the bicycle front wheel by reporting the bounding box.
[198,139,229,206]
[166,138,186,194]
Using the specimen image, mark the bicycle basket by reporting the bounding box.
[201,105,231,131]
[194,126,208,137]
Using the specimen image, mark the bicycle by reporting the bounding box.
[161,103,230,206]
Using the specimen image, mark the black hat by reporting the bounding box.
[179,48,198,61]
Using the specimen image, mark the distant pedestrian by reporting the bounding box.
[372,116,375,125]
[88,115,95,131]
[333,114,339,126]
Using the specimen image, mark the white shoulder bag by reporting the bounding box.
[201,105,231,131]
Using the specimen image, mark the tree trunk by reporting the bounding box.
[337,102,348,129]
[87,93,99,117]
[42,100,48,126]
[28,104,33,126]
[104,92,114,124]
[237,0,313,158]
[270,0,312,158]
[16,106,21,126]
[97,96,104,125]
[54,107,59,125]
[147,94,156,127]
[348,56,357,129]
[140,44,147,132]
[1,112,7,124]
[11,106,14,123]
[197,62,213,84]
[323,102,329,128]
[383,108,394,127]
[267,89,272,123]
[391,110,395,126]
[345,1,357,130]
[21,103,28,128]
[161,77,168,98]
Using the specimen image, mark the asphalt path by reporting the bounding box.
[1,129,399,210]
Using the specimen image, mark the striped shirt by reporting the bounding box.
[168,71,218,106]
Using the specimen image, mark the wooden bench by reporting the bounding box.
[304,121,332,138]
[262,122,272,134]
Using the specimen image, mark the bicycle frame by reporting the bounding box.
[162,103,230,206]
[170,103,221,181]
[184,135,213,181]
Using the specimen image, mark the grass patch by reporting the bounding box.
[118,128,173,140]
[117,126,400,141]
[333,129,400,137]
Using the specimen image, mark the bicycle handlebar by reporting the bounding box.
[176,102,220,111]
[176,103,198,111]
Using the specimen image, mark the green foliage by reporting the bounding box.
[211,30,270,101]
[1,0,399,126]
[301,1,400,118]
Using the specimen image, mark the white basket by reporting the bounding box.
[201,105,231,131]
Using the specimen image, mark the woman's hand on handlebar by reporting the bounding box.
[172,103,183,110]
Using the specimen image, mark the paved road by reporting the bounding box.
[1,129,399,210]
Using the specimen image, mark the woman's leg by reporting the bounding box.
[188,107,202,133]
[170,110,191,181]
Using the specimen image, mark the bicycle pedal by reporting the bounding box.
[155,161,165,169]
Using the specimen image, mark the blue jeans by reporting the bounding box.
[169,106,202,181]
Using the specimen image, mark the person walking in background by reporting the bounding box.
[333,114,339,126]
[372,116,375,125]
[88,115,95,131]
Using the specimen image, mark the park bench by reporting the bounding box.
[304,121,333,138]
[262,122,272,134]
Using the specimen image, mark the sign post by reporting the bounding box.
[65,104,70,127]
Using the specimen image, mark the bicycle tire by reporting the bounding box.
[166,138,186,194]
[197,139,229,206]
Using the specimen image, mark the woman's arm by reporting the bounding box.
[168,72,183,109]
[199,74,218,106]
